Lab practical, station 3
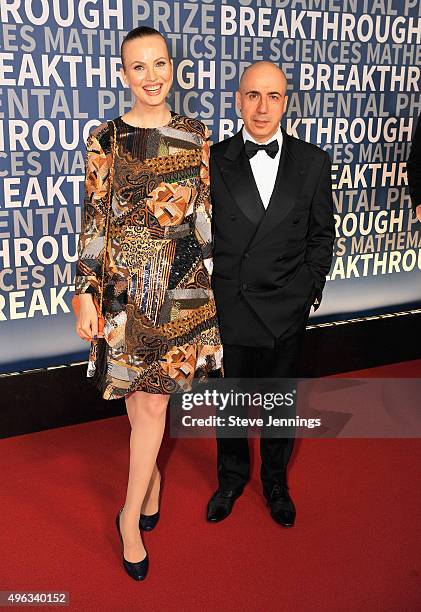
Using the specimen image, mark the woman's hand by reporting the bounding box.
[76,294,102,342]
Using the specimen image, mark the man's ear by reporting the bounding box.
[236,90,241,114]
[283,95,288,114]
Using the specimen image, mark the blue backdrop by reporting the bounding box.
[1,0,420,372]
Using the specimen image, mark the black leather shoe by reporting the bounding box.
[206,488,243,523]
[267,484,296,527]
[116,509,149,580]
[139,473,161,531]
[139,510,160,531]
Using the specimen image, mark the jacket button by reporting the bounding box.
[230,215,236,221]
[293,217,300,224]
[242,283,248,290]
[243,252,250,259]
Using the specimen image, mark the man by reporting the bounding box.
[207,62,335,527]
[407,114,421,222]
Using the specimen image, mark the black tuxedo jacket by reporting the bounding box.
[407,114,421,211]
[210,127,335,347]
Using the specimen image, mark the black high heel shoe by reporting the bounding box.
[116,508,149,581]
[139,472,162,532]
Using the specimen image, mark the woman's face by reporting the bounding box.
[120,35,173,108]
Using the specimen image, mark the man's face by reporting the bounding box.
[236,64,288,143]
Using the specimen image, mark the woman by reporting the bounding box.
[74,26,223,580]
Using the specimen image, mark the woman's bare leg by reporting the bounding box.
[125,395,161,515]
[119,391,169,562]
[141,464,161,515]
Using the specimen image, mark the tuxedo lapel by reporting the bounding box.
[215,131,265,225]
[248,129,313,248]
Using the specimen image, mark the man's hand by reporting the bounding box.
[76,293,101,342]
[416,204,421,222]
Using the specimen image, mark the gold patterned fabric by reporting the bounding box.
[74,114,223,399]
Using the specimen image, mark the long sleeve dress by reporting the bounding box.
[74,113,223,400]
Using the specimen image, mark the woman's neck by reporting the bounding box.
[123,103,172,128]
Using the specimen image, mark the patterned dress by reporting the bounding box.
[74,113,223,400]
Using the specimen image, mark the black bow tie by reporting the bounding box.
[244,139,279,159]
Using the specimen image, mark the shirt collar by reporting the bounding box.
[242,125,283,150]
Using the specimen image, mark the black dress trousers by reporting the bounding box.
[216,315,308,499]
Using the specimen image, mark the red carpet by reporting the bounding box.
[1,360,420,611]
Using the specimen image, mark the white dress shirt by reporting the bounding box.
[242,126,283,209]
